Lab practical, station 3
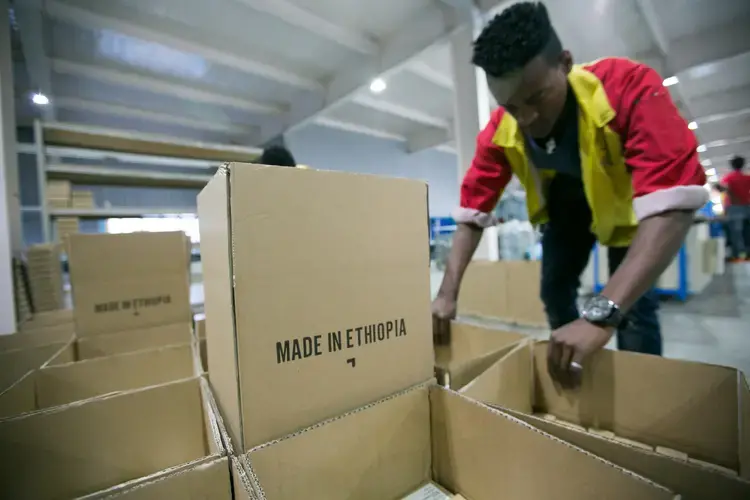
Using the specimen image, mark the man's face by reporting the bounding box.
[487,52,572,139]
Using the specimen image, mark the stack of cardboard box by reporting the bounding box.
[25,244,65,312]
[11,258,32,323]
[45,180,71,209]
[71,189,95,209]
[55,217,80,242]
[199,165,678,499]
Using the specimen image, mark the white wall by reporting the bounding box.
[285,124,459,218]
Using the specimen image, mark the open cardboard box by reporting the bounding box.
[231,382,677,500]
[434,321,525,389]
[461,340,750,499]
[75,322,193,360]
[0,343,195,418]
[458,260,547,327]
[0,376,224,499]
[0,324,74,352]
[0,341,73,392]
[18,308,74,331]
[198,165,434,452]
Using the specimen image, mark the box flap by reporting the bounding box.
[218,165,434,450]
[434,321,526,371]
[430,388,675,500]
[0,377,208,499]
[76,322,192,360]
[458,260,509,320]
[0,371,37,418]
[35,343,195,409]
[0,342,68,391]
[68,232,192,336]
[503,408,750,500]
[244,383,432,500]
[531,342,740,470]
[740,374,750,480]
[0,328,73,352]
[460,340,534,414]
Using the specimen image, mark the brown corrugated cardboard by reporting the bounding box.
[198,165,434,451]
[236,383,676,500]
[0,342,70,391]
[0,372,36,418]
[462,341,750,499]
[0,377,223,499]
[434,321,525,389]
[68,232,192,337]
[76,322,192,359]
[458,260,546,327]
[19,308,74,330]
[79,457,232,500]
[33,343,195,409]
[0,327,73,352]
[45,340,77,366]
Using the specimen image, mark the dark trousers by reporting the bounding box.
[539,175,662,355]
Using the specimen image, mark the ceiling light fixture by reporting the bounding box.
[369,78,386,94]
[696,145,707,153]
[663,76,679,87]
[705,168,716,177]
[701,159,712,167]
[688,121,698,130]
[32,92,49,105]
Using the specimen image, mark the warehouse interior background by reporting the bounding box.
[1,0,749,366]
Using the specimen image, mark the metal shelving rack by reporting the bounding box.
[18,120,262,242]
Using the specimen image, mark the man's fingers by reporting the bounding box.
[547,339,563,383]
[567,351,585,388]
[558,344,575,387]
[432,316,450,345]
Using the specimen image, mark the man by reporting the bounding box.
[431,2,708,387]
[718,156,750,261]
[259,145,297,167]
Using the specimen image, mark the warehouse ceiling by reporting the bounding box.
[11,0,750,177]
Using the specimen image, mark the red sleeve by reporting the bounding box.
[607,62,708,219]
[454,109,513,227]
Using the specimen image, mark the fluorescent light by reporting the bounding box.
[696,145,707,153]
[688,121,698,130]
[369,78,386,93]
[701,159,712,167]
[705,168,716,176]
[663,76,679,87]
[32,93,49,105]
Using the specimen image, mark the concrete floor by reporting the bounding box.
[432,262,750,376]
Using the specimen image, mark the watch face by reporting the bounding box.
[584,296,613,322]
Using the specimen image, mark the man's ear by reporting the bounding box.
[560,50,574,73]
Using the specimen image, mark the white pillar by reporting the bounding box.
[0,0,21,333]
[450,13,499,261]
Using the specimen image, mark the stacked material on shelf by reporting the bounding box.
[26,244,65,312]
[71,189,95,209]
[55,217,79,242]
[46,180,71,208]
[11,258,32,323]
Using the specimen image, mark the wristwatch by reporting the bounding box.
[581,295,625,328]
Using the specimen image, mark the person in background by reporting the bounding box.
[259,145,297,167]
[431,2,708,387]
[718,155,750,261]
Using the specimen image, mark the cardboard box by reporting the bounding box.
[0,344,196,417]
[233,383,677,500]
[458,260,547,327]
[461,341,750,498]
[0,341,71,391]
[19,308,74,330]
[434,321,526,390]
[0,327,74,352]
[0,377,224,499]
[198,165,434,451]
[76,322,192,360]
[79,456,232,499]
[68,232,192,337]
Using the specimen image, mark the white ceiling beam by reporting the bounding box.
[52,59,283,115]
[233,0,378,55]
[313,117,406,142]
[407,126,453,153]
[261,3,462,143]
[407,61,454,90]
[44,0,322,91]
[696,107,750,126]
[670,16,750,77]
[55,97,258,136]
[690,86,750,118]
[352,95,450,129]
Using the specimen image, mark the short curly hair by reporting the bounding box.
[730,155,746,171]
[472,2,562,78]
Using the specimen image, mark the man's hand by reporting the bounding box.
[548,318,614,388]
[431,294,457,345]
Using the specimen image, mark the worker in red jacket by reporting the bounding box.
[432,2,708,386]
[718,156,750,261]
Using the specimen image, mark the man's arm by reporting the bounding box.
[436,223,484,301]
